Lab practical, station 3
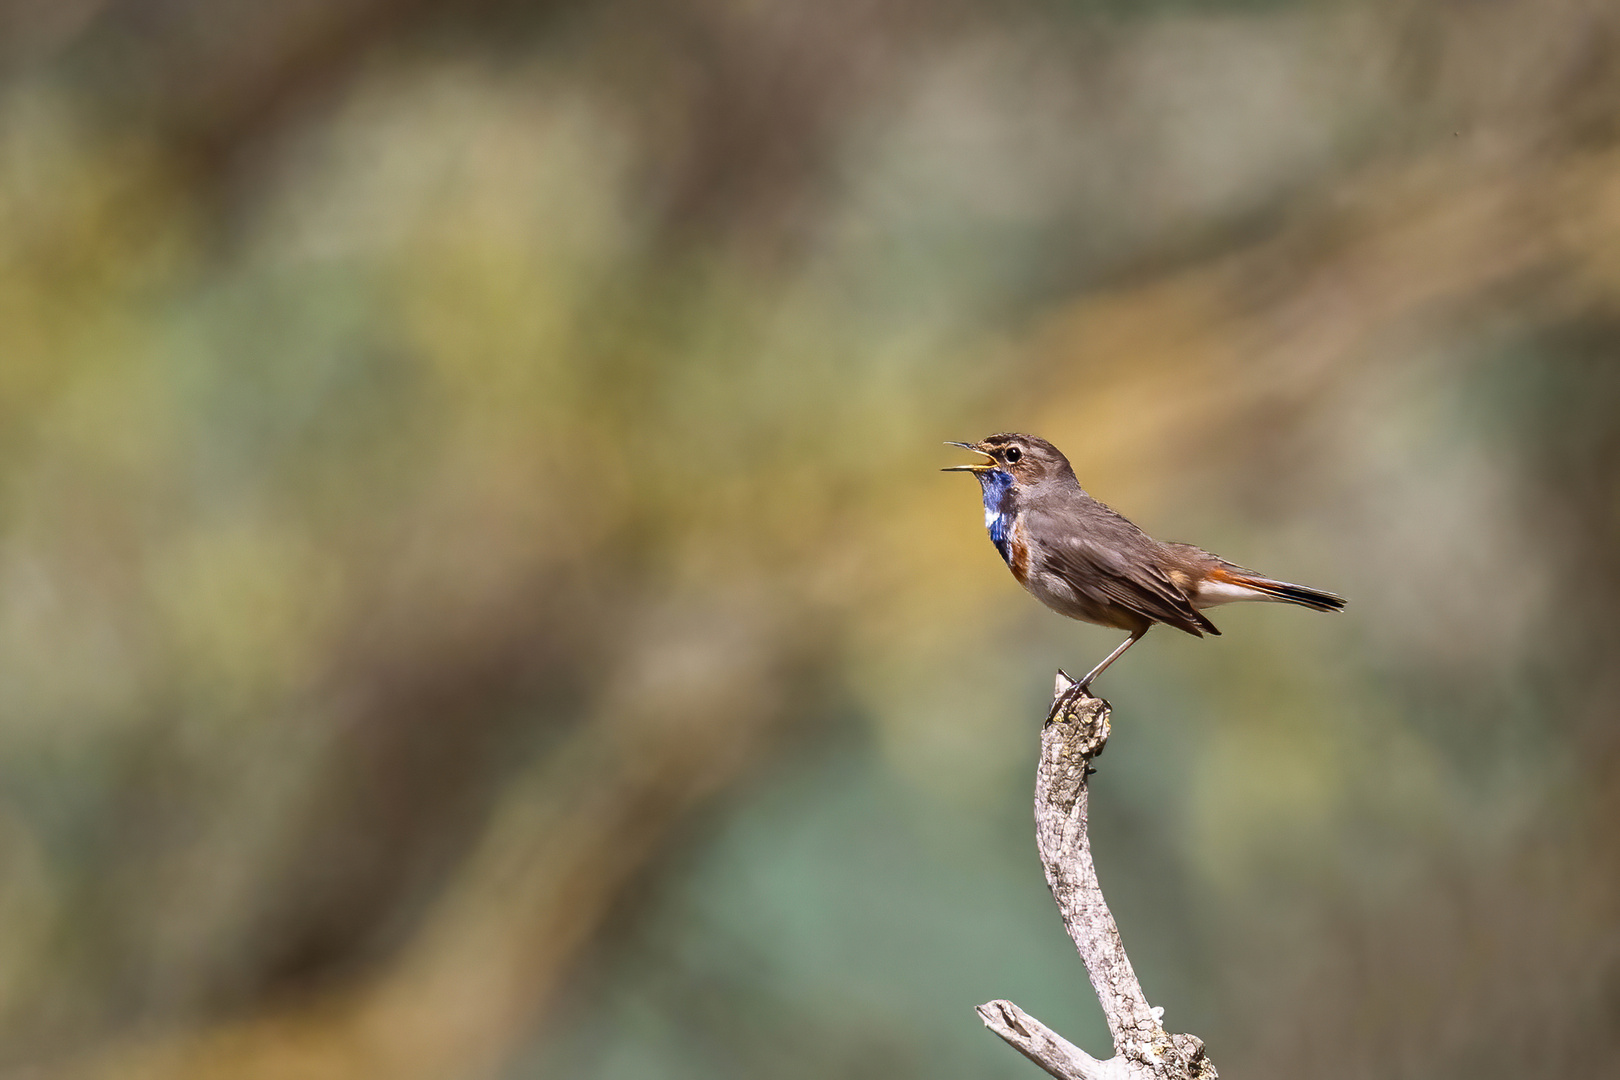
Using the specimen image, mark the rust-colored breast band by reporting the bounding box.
[1009,518,1031,585]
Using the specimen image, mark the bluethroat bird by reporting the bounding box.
[946,433,1344,708]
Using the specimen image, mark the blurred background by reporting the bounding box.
[0,0,1617,1077]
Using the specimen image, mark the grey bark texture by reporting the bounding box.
[978,672,1217,1080]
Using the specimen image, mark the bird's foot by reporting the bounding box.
[1045,671,1094,725]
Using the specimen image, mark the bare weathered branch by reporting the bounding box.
[978,672,1216,1080]
[976,998,1130,1080]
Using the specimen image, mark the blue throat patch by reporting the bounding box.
[976,469,1015,564]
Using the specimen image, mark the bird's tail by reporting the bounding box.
[1227,573,1346,612]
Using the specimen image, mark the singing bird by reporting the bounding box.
[945,433,1344,703]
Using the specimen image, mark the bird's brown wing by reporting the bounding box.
[1032,506,1220,638]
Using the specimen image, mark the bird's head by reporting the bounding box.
[943,433,1075,492]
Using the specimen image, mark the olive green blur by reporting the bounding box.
[0,2,1616,1078]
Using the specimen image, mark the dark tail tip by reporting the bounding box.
[1255,580,1346,612]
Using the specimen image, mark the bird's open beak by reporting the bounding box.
[941,441,995,472]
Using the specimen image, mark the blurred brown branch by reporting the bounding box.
[56,603,800,1080]
[980,674,1214,1080]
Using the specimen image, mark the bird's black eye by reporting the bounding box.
[1004,446,1022,464]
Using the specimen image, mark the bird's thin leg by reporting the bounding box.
[1047,627,1150,722]
[1077,627,1149,689]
